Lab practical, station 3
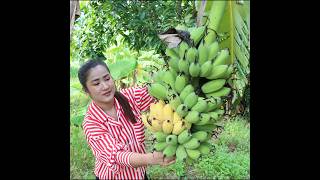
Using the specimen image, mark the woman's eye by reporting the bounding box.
[93,83,99,86]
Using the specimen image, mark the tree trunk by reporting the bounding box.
[176,0,182,19]
[196,0,207,27]
[70,0,80,40]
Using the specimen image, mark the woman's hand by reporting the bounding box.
[149,151,176,166]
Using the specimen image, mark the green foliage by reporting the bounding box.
[217,116,250,153]
[71,0,196,62]
[216,1,250,112]
[194,117,250,179]
[70,125,95,179]
[108,59,137,80]
[195,146,249,180]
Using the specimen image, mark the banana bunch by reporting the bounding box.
[141,100,190,134]
[145,0,230,165]
[152,129,211,163]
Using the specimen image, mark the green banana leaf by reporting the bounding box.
[107,58,137,80]
[220,1,249,106]
[204,1,250,107]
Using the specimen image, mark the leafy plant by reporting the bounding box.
[71,0,196,62]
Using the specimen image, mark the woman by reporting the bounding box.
[78,59,175,180]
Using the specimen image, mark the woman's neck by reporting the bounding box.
[95,98,115,113]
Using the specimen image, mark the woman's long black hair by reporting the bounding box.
[78,59,137,124]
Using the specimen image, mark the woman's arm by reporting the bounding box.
[129,151,176,167]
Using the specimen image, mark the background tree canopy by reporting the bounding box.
[71,0,196,62]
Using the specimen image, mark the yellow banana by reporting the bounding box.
[172,120,185,135]
[173,112,182,124]
[151,118,163,132]
[141,114,155,132]
[162,103,174,122]
[183,119,192,130]
[162,119,174,134]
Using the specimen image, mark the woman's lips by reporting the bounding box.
[102,91,111,96]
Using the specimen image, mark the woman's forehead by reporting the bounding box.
[87,65,110,80]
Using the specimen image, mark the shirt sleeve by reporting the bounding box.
[133,86,155,112]
[83,119,134,173]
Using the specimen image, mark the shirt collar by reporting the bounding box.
[88,98,122,127]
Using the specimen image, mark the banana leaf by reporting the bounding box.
[206,0,250,107]
[107,58,137,80]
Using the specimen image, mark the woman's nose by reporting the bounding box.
[101,82,109,90]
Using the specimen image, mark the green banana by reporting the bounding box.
[213,108,225,116]
[176,104,189,118]
[166,134,178,145]
[191,124,216,133]
[168,94,181,111]
[221,65,233,79]
[191,97,208,113]
[155,132,168,142]
[198,42,208,65]
[190,26,206,46]
[189,61,201,77]
[207,112,219,121]
[186,149,201,160]
[178,41,189,59]
[153,70,165,84]
[200,60,213,77]
[195,113,212,125]
[178,130,192,144]
[185,47,198,63]
[148,83,168,100]
[163,144,178,158]
[183,137,201,149]
[207,41,220,61]
[204,31,217,46]
[205,97,222,112]
[175,73,188,93]
[168,57,180,72]
[179,84,194,102]
[178,58,190,75]
[212,49,230,66]
[162,70,175,90]
[185,111,200,124]
[166,47,180,59]
[205,87,231,98]
[201,79,226,94]
[192,131,208,142]
[169,67,178,79]
[207,65,229,79]
[154,142,167,151]
[176,145,188,162]
[198,143,211,155]
[184,92,198,109]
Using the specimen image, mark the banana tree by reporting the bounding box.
[197,0,250,115]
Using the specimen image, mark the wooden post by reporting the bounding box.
[70,0,80,40]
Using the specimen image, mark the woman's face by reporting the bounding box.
[85,65,116,104]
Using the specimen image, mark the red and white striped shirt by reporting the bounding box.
[83,86,154,180]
